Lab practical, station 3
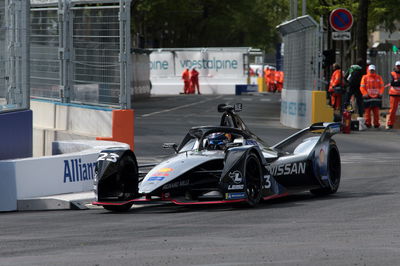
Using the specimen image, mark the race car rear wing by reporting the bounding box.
[271,122,341,153]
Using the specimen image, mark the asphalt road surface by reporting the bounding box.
[1,94,400,266]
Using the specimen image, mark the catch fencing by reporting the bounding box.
[30,0,131,108]
[371,52,400,83]
[0,0,30,112]
[30,6,59,99]
[0,0,6,106]
[277,15,322,91]
[276,15,323,128]
[371,52,400,108]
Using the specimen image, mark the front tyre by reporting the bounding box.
[311,144,341,196]
[244,153,263,207]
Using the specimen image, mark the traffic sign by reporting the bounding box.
[329,8,353,32]
[332,31,351,41]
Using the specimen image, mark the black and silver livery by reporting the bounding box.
[93,103,341,212]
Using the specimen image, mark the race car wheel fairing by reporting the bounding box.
[310,143,341,196]
[97,151,139,204]
[244,153,263,206]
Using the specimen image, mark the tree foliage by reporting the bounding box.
[132,0,289,51]
[369,0,400,33]
[306,0,399,34]
[132,0,398,52]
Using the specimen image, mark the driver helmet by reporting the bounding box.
[206,133,232,150]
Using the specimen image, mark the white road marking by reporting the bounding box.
[141,96,223,117]
[260,98,272,102]
[341,153,400,164]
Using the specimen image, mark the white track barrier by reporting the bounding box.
[150,50,248,95]
[0,140,128,212]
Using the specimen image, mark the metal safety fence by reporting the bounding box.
[0,0,6,105]
[30,6,60,99]
[30,0,131,108]
[277,15,322,91]
[73,5,120,105]
[0,0,30,112]
[371,52,400,84]
[371,52,400,108]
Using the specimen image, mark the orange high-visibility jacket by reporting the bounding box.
[190,69,199,81]
[360,73,384,98]
[389,71,400,96]
[264,69,270,83]
[329,69,344,91]
[276,71,284,84]
[268,70,276,84]
[182,69,190,81]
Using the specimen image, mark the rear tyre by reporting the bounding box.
[310,144,341,196]
[103,203,133,212]
[244,153,263,207]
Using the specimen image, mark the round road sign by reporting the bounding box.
[329,8,353,32]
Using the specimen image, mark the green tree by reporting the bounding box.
[132,0,289,52]
[356,0,368,74]
[369,0,400,33]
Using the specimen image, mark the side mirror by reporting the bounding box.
[162,143,178,153]
[217,104,227,112]
[234,103,242,112]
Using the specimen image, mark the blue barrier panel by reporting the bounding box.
[0,110,32,160]
[235,84,258,95]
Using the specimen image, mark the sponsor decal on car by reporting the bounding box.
[98,152,119,163]
[148,168,174,181]
[158,168,173,172]
[226,192,246,199]
[148,176,165,181]
[263,175,272,188]
[267,162,306,176]
[227,170,244,190]
[245,140,258,145]
[151,172,170,177]
[228,184,244,190]
[162,179,190,190]
[319,148,325,164]
[228,170,243,184]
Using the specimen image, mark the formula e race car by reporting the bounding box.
[92,103,341,212]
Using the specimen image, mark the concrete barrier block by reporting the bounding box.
[69,107,112,136]
[33,128,45,157]
[31,100,56,128]
[44,130,55,156]
[0,162,17,211]
[55,104,68,130]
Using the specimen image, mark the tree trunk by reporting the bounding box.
[356,0,369,74]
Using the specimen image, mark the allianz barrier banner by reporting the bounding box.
[13,153,98,199]
[150,51,245,78]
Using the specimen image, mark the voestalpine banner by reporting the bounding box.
[149,51,175,77]
[150,51,245,78]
